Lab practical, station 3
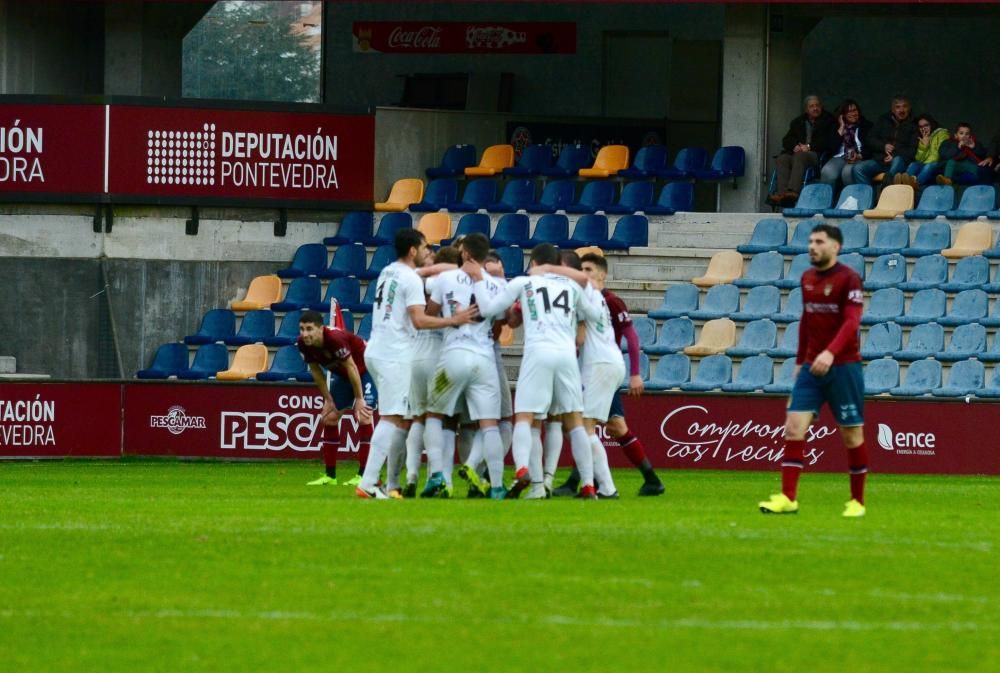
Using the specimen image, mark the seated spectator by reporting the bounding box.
[853,95,918,186]
[897,114,950,188]
[981,128,1000,182]
[769,95,836,205]
[819,99,871,188]
[936,122,989,185]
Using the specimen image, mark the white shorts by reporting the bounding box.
[428,349,502,421]
[495,347,513,419]
[515,349,583,415]
[409,355,438,418]
[365,354,412,417]
[582,360,626,422]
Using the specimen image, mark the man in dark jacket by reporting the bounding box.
[853,95,918,186]
[770,95,837,204]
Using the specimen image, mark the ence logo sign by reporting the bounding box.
[876,423,937,455]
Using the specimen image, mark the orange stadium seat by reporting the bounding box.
[231,275,282,311]
[579,145,629,178]
[216,344,269,381]
[417,212,452,245]
[465,144,514,177]
[862,184,914,219]
[692,250,743,288]
[942,221,992,259]
[683,318,736,356]
[375,178,424,212]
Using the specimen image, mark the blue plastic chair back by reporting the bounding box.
[280,277,322,306]
[784,221,813,250]
[908,289,947,320]
[266,310,303,345]
[427,144,477,177]
[496,247,524,278]
[732,354,774,386]
[631,317,656,349]
[785,254,813,285]
[901,359,942,391]
[232,310,276,342]
[188,343,229,376]
[538,180,575,210]
[505,144,553,175]
[263,345,307,377]
[866,288,904,320]
[955,185,996,212]
[840,220,869,251]
[708,146,745,176]
[692,354,733,387]
[325,244,366,277]
[743,252,784,283]
[568,215,608,245]
[909,254,949,285]
[674,147,708,172]
[774,358,797,384]
[608,215,648,248]
[328,211,373,244]
[834,184,874,210]
[185,309,236,344]
[554,144,592,174]
[491,214,530,246]
[949,255,989,287]
[903,323,945,355]
[457,179,496,208]
[657,182,694,211]
[365,245,397,278]
[914,185,955,212]
[648,317,695,352]
[454,213,491,239]
[324,276,361,307]
[649,353,691,387]
[531,214,569,245]
[630,145,668,173]
[734,319,777,351]
[740,285,781,316]
[357,314,373,340]
[654,283,699,316]
[498,179,535,209]
[840,253,866,279]
[575,181,615,210]
[948,289,988,320]
[865,359,900,393]
[867,254,906,285]
[741,218,787,250]
[780,288,803,317]
[279,243,328,278]
[138,342,189,378]
[420,178,458,208]
[868,221,909,251]
[624,352,651,381]
[777,321,800,351]
[372,212,413,244]
[792,183,833,210]
[910,221,952,252]
[946,323,986,354]
[863,322,902,356]
[615,181,654,211]
[701,284,740,314]
[943,359,985,392]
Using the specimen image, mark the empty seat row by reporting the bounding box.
[183,307,366,348]
[693,252,865,289]
[138,342,316,382]
[783,183,998,220]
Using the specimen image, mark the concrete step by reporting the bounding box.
[0,356,15,374]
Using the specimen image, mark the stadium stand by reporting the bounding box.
[901,221,952,257]
[648,283,699,320]
[768,321,799,358]
[314,277,360,313]
[358,245,396,280]
[940,255,989,291]
[727,319,777,357]
[733,251,784,288]
[495,246,525,277]
[864,253,907,290]
[264,310,303,347]
[490,214,531,247]
[932,359,985,397]
[936,323,987,361]
[526,214,568,248]
[525,180,576,214]
[369,212,413,245]
[778,221,814,255]
[860,222,909,256]
[691,146,745,182]
[763,358,797,394]
[863,359,900,395]
[860,289,904,324]
[895,323,945,361]
[688,284,740,320]
[560,214,609,248]
[732,285,781,320]
[772,287,803,322]
[890,359,942,396]
[643,318,695,355]
[645,353,690,391]
[861,322,902,359]
[722,354,774,392]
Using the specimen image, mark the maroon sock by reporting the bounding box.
[781,439,805,501]
[356,423,373,475]
[619,432,647,465]
[847,441,868,504]
[321,425,339,478]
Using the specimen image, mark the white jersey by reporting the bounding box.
[365,260,426,362]
[412,275,444,360]
[431,269,503,358]
[580,283,626,367]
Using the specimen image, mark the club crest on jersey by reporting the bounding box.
[824,284,833,296]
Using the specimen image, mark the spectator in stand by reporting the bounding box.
[853,95,918,186]
[936,122,989,185]
[770,95,837,205]
[897,114,950,188]
[819,99,871,189]
[979,128,1000,182]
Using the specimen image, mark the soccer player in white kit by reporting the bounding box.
[357,228,478,499]
[470,243,603,499]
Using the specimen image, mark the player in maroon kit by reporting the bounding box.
[759,223,868,517]
[551,252,665,497]
[297,310,376,488]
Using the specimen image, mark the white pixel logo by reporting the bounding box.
[146,124,217,186]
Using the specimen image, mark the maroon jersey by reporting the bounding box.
[297,326,367,376]
[602,289,633,345]
[797,262,864,365]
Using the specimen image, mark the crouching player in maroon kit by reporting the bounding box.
[297,310,376,487]
[759,224,868,517]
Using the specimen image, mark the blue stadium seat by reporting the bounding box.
[409,178,458,212]
[840,220,870,253]
[864,359,900,395]
[778,222,814,255]
[932,359,985,397]
[525,180,575,214]
[277,243,327,279]
[722,354,774,392]
[941,255,989,292]
[936,323,987,361]
[426,144,477,178]
[738,218,788,254]
[767,321,799,358]
[646,182,694,215]
[350,281,378,314]
[626,316,657,351]
[974,365,1000,397]
[989,208,1000,221]
[441,213,490,246]
[655,147,708,180]
[184,309,236,345]
[604,215,649,250]
[271,276,322,312]
[861,288,904,325]
[727,319,777,357]
[839,252,866,279]
[177,343,230,380]
[645,353,691,391]
[945,185,996,220]
[335,309,355,333]
[859,221,909,256]
[616,145,669,179]
[782,183,833,218]
[324,211,373,246]
[733,285,781,321]
[495,246,524,278]
[981,296,1000,327]
[256,344,308,382]
[648,283,700,320]
[312,277,361,313]
[369,212,413,246]
[981,236,1000,260]
[689,284,740,320]
[487,179,536,213]
[318,244,366,279]
[894,323,945,361]
[540,144,592,178]
[356,314,372,341]
[903,185,954,219]
[691,146,745,181]
[861,322,902,359]
[136,342,189,379]
[263,309,303,347]
[447,179,497,213]
[763,358,797,394]
[891,359,942,396]
[733,252,784,288]
[490,214,530,247]
[938,289,988,326]
[775,254,812,289]
[605,181,654,215]
[823,184,874,218]
[643,317,695,355]
[565,181,616,214]
[560,214,609,248]
[503,144,554,178]
[772,287,803,322]
[864,253,907,290]
[896,288,946,325]
[357,245,396,281]
[226,309,275,346]
[680,354,733,391]
[526,214,569,248]
[623,352,651,383]
[901,221,951,257]
[897,254,947,291]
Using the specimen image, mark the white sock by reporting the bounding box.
[511,421,532,471]
[499,420,513,456]
[568,426,594,487]
[423,417,443,475]
[458,427,476,463]
[591,433,616,495]
[529,426,543,483]
[386,427,406,491]
[465,429,485,470]
[482,426,505,488]
[405,421,424,485]
[442,428,456,486]
[543,421,563,483]
[360,420,394,490]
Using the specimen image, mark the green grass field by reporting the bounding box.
[0,461,996,673]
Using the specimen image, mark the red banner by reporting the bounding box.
[107,105,374,204]
[0,383,121,458]
[0,104,105,195]
[352,21,576,54]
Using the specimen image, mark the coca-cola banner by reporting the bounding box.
[352,21,576,54]
[0,103,105,195]
[0,383,121,458]
[108,105,375,205]
[123,383,369,460]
